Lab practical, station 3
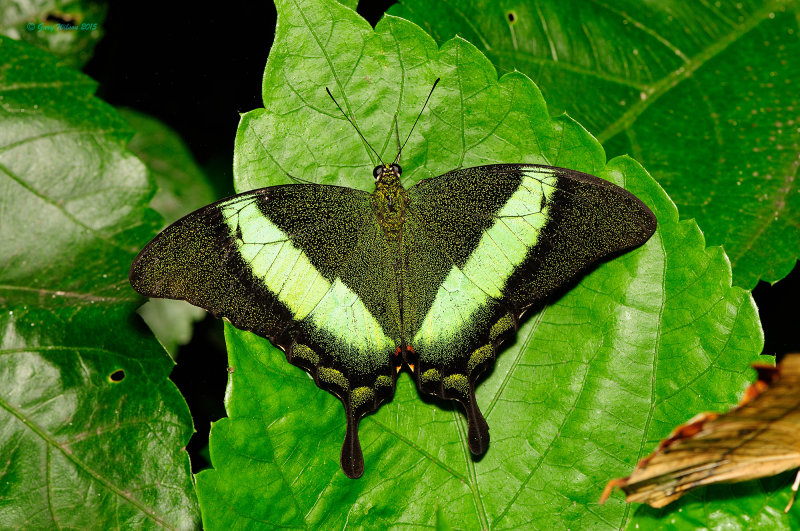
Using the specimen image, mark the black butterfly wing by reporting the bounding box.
[402,164,657,454]
[130,184,401,478]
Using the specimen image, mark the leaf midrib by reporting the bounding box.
[476,0,788,144]
[594,0,789,143]
[0,284,134,305]
[0,376,173,529]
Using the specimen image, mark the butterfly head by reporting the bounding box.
[373,163,402,184]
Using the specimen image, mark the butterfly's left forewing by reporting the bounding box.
[129,184,400,478]
[403,164,657,454]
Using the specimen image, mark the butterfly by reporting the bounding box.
[129,79,657,478]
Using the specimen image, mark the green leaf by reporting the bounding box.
[0,41,159,302]
[195,1,769,528]
[118,107,217,357]
[0,0,106,67]
[0,37,198,528]
[390,0,800,289]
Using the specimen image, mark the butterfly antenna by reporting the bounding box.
[326,87,385,166]
[393,77,440,165]
[394,116,401,161]
[287,173,314,185]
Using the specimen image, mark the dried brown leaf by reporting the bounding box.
[602,354,800,510]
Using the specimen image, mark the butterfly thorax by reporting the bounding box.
[370,163,408,243]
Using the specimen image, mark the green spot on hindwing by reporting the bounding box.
[489,314,514,342]
[318,367,349,389]
[375,375,393,388]
[467,344,493,373]
[421,368,441,383]
[351,386,375,408]
[443,374,469,396]
[292,343,319,364]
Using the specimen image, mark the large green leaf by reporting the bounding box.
[194,1,775,528]
[0,37,198,528]
[0,0,106,67]
[390,0,800,290]
[118,107,216,358]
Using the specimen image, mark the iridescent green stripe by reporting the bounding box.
[222,200,394,367]
[413,170,556,352]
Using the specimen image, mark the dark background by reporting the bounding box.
[85,1,798,471]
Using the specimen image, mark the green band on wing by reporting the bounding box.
[306,278,393,355]
[443,374,469,396]
[467,344,493,373]
[375,375,393,388]
[223,201,394,369]
[413,171,556,353]
[489,314,514,342]
[421,368,441,383]
[292,343,319,364]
